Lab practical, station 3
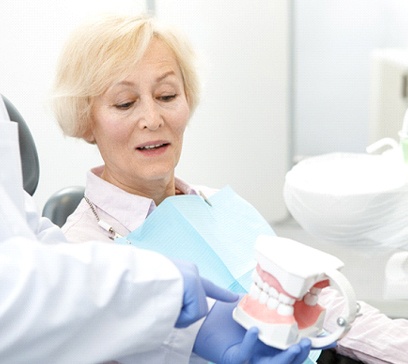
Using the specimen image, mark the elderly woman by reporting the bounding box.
[51,14,311,364]
[52,14,407,364]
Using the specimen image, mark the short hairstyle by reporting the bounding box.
[52,14,200,142]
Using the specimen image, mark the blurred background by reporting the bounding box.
[2,0,408,223]
[2,0,408,315]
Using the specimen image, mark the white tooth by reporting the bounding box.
[262,281,269,292]
[250,284,261,299]
[252,271,261,287]
[259,291,268,304]
[267,297,279,310]
[278,293,296,305]
[255,276,263,288]
[268,286,279,299]
[310,287,322,295]
[277,303,294,316]
[144,144,162,149]
[304,293,318,306]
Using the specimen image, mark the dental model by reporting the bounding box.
[233,235,357,349]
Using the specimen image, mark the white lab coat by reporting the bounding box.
[0,116,186,363]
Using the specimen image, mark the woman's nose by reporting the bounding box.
[138,98,164,130]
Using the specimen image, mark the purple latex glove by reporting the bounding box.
[193,299,311,364]
[172,260,239,328]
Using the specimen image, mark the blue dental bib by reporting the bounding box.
[115,185,321,363]
[116,185,275,293]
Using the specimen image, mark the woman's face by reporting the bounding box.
[90,38,190,195]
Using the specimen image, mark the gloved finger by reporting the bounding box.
[173,260,209,328]
[292,338,312,364]
[224,327,259,363]
[271,338,311,364]
[201,277,239,302]
[175,305,208,328]
[237,327,259,363]
[221,327,258,364]
[175,283,208,328]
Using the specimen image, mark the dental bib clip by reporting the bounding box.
[233,236,358,350]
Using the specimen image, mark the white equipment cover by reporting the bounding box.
[284,152,408,250]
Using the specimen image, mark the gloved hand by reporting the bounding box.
[193,299,311,364]
[172,259,239,328]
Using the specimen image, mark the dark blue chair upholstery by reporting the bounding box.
[42,186,85,227]
[2,94,40,196]
[2,94,84,227]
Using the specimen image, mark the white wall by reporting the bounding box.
[1,0,291,223]
[156,0,291,222]
[293,0,408,158]
[0,0,147,211]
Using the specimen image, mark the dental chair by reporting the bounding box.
[42,186,85,227]
[1,94,84,227]
[2,94,40,196]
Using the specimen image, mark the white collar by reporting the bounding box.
[85,165,199,232]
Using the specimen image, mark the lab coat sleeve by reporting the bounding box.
[0,236,184,363]
[0,115,184,362]
[0,183,186,363]
[23,191,68,243]
[320,287,408,364]
[116,299,215,364]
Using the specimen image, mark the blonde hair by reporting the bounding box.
[52,14,200,142]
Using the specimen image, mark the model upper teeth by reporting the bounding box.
[250,270,320,316]
[139,143,164,150]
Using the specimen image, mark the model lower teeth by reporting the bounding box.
[232,235,349,350]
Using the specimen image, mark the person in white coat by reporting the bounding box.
[0,97,312,363]
[0,98,235,363]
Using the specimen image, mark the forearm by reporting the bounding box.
[0,237,183,363]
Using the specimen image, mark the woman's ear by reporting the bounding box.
[83,129,96,144]
[82,111,97,144]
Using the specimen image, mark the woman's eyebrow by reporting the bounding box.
[156,71,176,83]
[111,71,177,89]
[111,80,134,90]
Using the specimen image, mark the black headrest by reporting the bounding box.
[2,95,40,195]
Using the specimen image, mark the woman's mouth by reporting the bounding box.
[136,142,170,157]
[137,142,169,151]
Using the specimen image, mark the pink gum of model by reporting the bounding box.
[233,235,345,349]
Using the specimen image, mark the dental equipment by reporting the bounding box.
[233,236,358,350]
[384,251,408,300]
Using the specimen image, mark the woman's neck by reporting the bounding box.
[99,167,179,205]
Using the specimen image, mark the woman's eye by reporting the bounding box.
[159,94,177,102]
[115,101,134,110]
